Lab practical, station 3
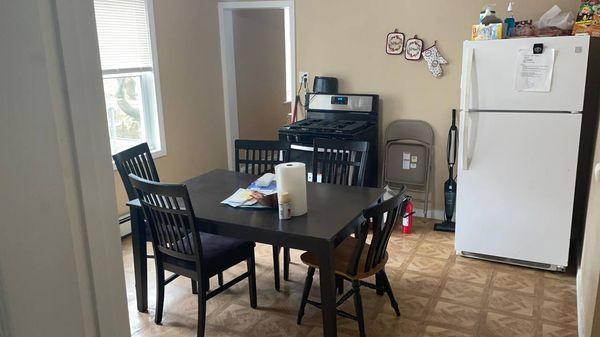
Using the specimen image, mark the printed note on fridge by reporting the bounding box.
[514,49,555,93]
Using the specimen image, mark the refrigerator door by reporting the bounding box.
[461,36,589,112]
[456,111,581,267]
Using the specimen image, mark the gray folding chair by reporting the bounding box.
[383,120,434,217]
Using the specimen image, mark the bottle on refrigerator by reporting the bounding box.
[504,2,516,37]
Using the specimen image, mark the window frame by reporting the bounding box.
[97,0,166,165]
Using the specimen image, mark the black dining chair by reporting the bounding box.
[129,174,257,337]
[113,143,224,293]
[310,138,370,294]
[234,139,291,291]
[296,189,406,337]
[311,138,369,187]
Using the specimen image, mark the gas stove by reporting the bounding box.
[278,93,380,186]
[283,118,371,135]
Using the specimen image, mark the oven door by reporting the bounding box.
[290,144,316,181]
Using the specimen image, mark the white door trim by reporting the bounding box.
[54,0,130,336]
[218,0,296,169]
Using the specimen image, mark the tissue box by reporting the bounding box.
[471,23,504,40]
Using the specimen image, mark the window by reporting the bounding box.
[94,0,164,156]
[284,8,293,103]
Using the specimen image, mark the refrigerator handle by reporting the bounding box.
[460,47,474,171]
[461,47,474,111]
[460,111,470,170]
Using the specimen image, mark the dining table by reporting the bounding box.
[128,169,385,337]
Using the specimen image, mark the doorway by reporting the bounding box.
[218,1,296,169]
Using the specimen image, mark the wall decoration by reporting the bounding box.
[385,29,405,55]
[404,35,424,60]
[422,42,448,78]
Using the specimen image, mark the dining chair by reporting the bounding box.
[129,174,257,337]
[234,139,291,291]
[296,189,406,337]
[311,138,370,186]
[310,138,370,294]
[113,143,224,293]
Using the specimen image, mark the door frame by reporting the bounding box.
[218,1,296,169]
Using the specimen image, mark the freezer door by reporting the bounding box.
[461,36,589,112]
[455,111,581,267]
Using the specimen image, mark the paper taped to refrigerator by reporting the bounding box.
[515,49,555,92]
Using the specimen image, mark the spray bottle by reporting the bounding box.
[504,2,516,38]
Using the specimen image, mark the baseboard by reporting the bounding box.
[414,208,445,221]
[577,269,585,337]
[117,207,446,238]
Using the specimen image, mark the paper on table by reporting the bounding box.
[221,188,257,207]
[247,179,277,195]
[515,49,555,92]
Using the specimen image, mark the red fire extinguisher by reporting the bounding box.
[402,196,415,234]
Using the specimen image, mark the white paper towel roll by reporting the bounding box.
[275,162,307,216]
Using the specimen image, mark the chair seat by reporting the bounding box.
[300,236,388,280]
[162,232,255,282]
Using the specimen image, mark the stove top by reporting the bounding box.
[283,119,370,134]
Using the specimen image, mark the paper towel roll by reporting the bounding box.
[275,162,307,216]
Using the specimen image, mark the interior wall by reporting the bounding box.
[113,0,228,215]
[233,9,290,140]
[579,113,600,336]
[295,0,580,214]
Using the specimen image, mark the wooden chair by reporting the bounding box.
[234,139,291,291]
[311,138,370,294]
[129,174,257,337]
[113,143,225,292]
[311,138,369,186]
[296,189,406,337]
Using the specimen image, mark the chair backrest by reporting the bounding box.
[113,143,160,201]
[311,139,369,187]
[234,140,291,175]
[384,119,434,146]
[347,187,407,276]
[128,174,202,266]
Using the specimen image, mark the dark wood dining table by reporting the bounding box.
[128,169,384,337]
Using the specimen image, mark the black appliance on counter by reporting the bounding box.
[312,76,338,94]
[278,93,379,187]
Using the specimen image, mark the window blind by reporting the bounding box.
[94,0,153,71]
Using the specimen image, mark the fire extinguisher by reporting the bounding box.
[402,196,415,234]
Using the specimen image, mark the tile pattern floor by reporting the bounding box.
[123,218,577,337]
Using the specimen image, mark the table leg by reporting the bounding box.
[131,206,148,312]
[375,196,384,296]
[318,243,337,337]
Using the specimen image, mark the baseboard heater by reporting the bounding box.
[119,214,132,238]
[457,251,564,272]
[119,214,131,225]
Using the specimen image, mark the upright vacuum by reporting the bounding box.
[434,109,458,232]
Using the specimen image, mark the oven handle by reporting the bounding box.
[291,144,313,152]
[291,144,330,153]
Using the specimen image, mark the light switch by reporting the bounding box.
[595,163,600,183]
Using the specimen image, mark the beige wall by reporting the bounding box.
[112,0,581,216]
[234,9,290,140]
[113,0,228,215]
[295,0,580,213]
[579,130,600,336]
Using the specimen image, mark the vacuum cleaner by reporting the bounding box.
[434,109,458,232]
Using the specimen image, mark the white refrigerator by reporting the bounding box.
[455,36,592,271]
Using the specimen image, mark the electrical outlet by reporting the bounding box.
[299,72,309,85]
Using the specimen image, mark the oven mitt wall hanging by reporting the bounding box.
[422,42,448,78]
[386,29,405,55]
[404,35,424,60]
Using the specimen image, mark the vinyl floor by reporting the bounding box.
[123,218,577,337]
